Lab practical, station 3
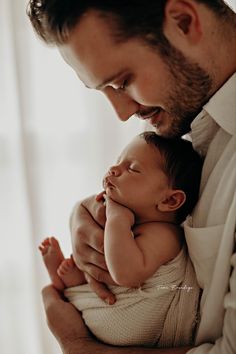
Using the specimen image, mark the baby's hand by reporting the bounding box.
[104,195,135,225]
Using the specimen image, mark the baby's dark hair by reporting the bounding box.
[140,131,203,223]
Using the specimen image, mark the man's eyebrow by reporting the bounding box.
[91,70,126,90]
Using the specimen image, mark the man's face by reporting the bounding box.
[60,11,212,138]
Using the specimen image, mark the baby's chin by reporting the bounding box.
[105,188,123,203]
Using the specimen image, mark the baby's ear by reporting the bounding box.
[157,190,186,212]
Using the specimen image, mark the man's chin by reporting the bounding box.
[154,126,176,138]
[155,123,191,139]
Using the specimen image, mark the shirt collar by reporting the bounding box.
[190,72,236,156]
[202,72,236,135]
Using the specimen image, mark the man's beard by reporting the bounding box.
[156,40,213,138]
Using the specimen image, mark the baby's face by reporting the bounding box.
[103,136,170,214]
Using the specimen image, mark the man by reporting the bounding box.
[27,1,236,353]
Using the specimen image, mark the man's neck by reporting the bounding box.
[209,22,236,96]
[198,6,236,97]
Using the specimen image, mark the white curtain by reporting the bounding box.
[1,1,235,353]
[0,1,142,353]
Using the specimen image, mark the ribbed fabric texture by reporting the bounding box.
[65,247,200,347]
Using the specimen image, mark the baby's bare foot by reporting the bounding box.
[57,256,86,288]
[39,237,65,290]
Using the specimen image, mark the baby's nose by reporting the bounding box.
[109,166,119,176]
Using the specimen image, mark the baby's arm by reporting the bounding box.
[104,197,183,288]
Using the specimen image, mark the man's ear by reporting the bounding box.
[163,0,202,46]
[157,190,186,212]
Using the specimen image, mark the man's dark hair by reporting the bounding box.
[140,131,203,223]
[27,0,233,47]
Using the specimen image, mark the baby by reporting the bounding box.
[39,132,202,347]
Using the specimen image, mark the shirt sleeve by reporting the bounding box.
[187,248,236,354]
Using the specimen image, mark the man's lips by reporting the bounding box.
[136,107,161,120]
[136,108,163,128]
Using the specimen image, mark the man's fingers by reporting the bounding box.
[76,246,107,271]
[82,195,106,228]
[85,274,116,305]
[84,264,116,284]
[42,285,63,305]
[96,191,105,202]
[71,197,105,254]
[75,225,104,254]
[86,229,104,253]
[87,247,107,270]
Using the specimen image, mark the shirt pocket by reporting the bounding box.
[183,216,224,289]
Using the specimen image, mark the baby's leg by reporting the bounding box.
[57,256,86,288]
[39,237,66,290]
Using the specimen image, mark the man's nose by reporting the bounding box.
[104,87,140,121]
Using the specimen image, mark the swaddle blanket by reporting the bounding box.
[64,247,200,347]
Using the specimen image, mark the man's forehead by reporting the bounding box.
[59,29,124,89]
[59,11,148,89]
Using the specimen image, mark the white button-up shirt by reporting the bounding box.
[185,73,236,353]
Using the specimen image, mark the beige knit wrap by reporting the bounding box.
[64,247,200,347]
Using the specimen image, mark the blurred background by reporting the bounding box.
[0,0,143,353]
[0,0,235,353]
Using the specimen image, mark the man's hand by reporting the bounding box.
[70,195,116,304]
[42,285,90,352]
